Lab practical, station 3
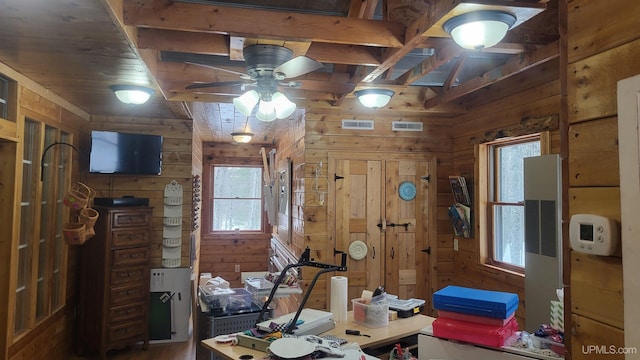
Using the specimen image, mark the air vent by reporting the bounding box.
[392,121,423,131]
[342,119,374,130]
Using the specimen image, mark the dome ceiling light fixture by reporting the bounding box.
[110,85,154,105]
[230,132,254,143]
[354,89,395,108]
[443,10,517,50]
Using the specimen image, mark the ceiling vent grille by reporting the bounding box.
[342,119,374,130]
[392,121,424,131]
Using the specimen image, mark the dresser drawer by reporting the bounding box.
[107,319,145,343]
[111,265,147,285]
[109,302,146,324]
[111,228,149,248]
[112,210,151,228]
[112,247,149,267]
[110,282,146,305]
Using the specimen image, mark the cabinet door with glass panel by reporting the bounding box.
[13,118,72,340]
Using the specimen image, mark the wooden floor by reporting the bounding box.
[71,332,198,360]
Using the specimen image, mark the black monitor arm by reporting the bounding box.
[255,247,347,334]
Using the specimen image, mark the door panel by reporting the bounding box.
[384,160,429,300]
[332,154,431,310]
[335,159,383,303]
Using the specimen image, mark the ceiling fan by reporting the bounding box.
[184,44,324,121]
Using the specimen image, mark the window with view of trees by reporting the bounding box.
[486,135,541,271]
[210,166,263,232]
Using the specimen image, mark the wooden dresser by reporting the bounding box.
[77,206,152,359]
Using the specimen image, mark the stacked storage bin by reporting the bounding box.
[432,286,519,348]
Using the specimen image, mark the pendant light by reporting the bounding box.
[231,132,254,143]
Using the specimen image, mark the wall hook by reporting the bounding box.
[40,141,79,181]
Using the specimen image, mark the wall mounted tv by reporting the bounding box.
[89,131,163,175]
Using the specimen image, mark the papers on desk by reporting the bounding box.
[256,308,335,335]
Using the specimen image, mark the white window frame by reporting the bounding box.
[208,165,264,233]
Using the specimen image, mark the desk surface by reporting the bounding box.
[202,312,435,360]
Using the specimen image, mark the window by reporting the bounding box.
[486,134,540,271]
[210,166,263,232]
[14,119,71,338]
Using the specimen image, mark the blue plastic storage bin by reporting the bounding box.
[433,285,518,319]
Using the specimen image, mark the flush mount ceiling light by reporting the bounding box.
[354,89,395,108]
[231,132,254,143]
[110,85,154,105]
[443,10,517,50]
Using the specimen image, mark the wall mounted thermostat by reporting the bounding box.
[569,214,619,256]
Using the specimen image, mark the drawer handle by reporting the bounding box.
[129,253,140,258]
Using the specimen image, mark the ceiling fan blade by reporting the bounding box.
[185,80,251,90]
[185,62,252,80]
[273,56,323,79]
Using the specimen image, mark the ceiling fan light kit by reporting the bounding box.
[256,99,277,122]
[233,90,260,116]
[354,89,395,108]
[443,10,517,50]
[187,44,323,120]
[110,85,154,105]
[271,91,297,119]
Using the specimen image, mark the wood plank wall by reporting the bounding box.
[300,109,453,311]
[198,142,272,286]
[449,57,561,330]
[566,0,640,357]
[81,115,195,269]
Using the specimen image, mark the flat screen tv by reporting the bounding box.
[89,130,163,175]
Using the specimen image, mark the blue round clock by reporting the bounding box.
[398,181,417,201]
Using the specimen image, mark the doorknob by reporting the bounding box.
[376,219,387,230]
[390,247,395,259]
[421,247,431,255]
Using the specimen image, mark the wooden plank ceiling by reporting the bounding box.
[0,0,558,143]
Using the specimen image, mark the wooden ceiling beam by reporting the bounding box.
[348,0,379,19]
[123,0,404,48]
[424,40,559,108]
[137,28,229,56]
[306,43,382,66]
[394,43,462,85]
[359,0,465,83]
[443,53,467,90]
[139,29,383,66]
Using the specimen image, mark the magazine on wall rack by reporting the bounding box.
[448,203,471,238]
[448,176,471,206]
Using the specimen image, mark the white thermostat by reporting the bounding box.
[569,214,619,256]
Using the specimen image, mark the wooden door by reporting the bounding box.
[383,160,430,301]
[330,153,434,309]
[334,159,384,303]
